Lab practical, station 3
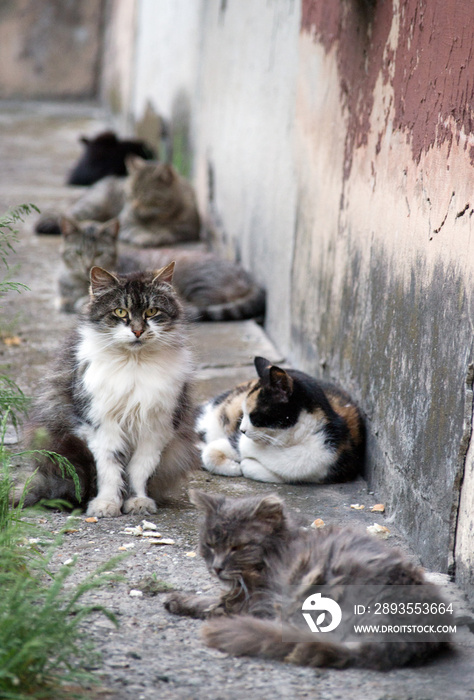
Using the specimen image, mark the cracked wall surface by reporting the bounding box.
[104,0,474,592]
[296,0,474,581]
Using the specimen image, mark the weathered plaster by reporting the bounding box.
[103,0,474,585]
[295,3,474,572]
[0,0,104,99]
[100,0,137,129]
[192,0,300,347]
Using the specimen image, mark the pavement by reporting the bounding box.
[1,100,473,699]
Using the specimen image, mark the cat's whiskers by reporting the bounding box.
[224,574,249,603]
[246,430,282,447]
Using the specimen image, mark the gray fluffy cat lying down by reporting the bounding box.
[58,217,265,322]
[166,490,451,670]
[36,156,201,248]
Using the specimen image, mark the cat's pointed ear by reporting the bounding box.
[252,494,284,524]
[157,163,176,185]
[152,261,175,285]
[189,489,224,513]
[269,366,294,401]
[60,217,81,238]
[100,218,120,239]
[90,266,120,295]
[254,356,272,380]
[254,357,293,401]
[125,154,147,174]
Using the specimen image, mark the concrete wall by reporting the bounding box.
[0,0,104,99]
[100,0,137,128]
[294,0,474,582]
[104,0,474,593]
[131,0,203,169]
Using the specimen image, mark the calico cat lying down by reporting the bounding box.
[57,217,265,321]
[21,264,199,517]
[197,356,365,483]
[165,491,450,670]
[36,155,200,247]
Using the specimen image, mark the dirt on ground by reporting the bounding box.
[1,101,473,700]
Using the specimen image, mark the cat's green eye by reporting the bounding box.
[231,543,246,552]
[144,307,159,318]
[114,308,128,318]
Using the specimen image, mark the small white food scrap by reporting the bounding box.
[350,504,365,510]
[118,542,135,551]
[148,538,175,546]
[367,523,391,539]
[129,589,143,598]
[121,526,143,537]
[141,520,158,531]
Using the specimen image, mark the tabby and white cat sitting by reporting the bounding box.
[165,491,449,670]
[57,217,265,321]
[197,357,365,483]
[22,264,199,517]
[36,156,200,247]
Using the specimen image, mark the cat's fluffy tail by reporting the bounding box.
[187,286,266,322]
[201,615,447,670]
[34,212,61,235]
[16,429,96,509]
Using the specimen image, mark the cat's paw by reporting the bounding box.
[240,458,284,483]
[164,592,189,616]
[164,592,221,619]
[201,441,242,477]
[86,498,122,518]
[123,496,158,515]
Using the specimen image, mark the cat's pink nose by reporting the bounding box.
[132,328,143,338]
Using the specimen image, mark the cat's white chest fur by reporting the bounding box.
[76,325,191,438]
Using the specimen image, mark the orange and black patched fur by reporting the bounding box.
[196,356,365,483]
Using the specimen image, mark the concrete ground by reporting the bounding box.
[0,100,473,699]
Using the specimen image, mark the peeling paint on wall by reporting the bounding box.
[301,0,474,170]
[296,2,474,574]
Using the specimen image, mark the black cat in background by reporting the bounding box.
[67,131,155,186]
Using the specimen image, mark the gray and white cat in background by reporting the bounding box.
[57,217,265,321]
[37,156,201,247]
[22,263,199,517]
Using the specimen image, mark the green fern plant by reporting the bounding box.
[0,205,121,699]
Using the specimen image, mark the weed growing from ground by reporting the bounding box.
[0,205,121,699]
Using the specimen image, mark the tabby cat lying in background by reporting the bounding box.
[57,217,265,321]
[165,491,449,670]
[67,130,155,185]
[197,356,365,483]
[21,263,199,517]
[36,156,200,247]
